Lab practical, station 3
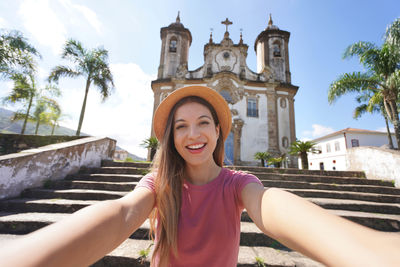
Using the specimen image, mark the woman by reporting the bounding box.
[1,85,399,267]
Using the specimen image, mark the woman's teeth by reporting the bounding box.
[187,144,205,150]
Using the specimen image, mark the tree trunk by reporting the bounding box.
[76,78,91,136]
[21,94,34,135]
[35,120,40,135]
[300,152,309,170]
[51,124,55,135]
[150,148,156,161]
[384,115,394,149]
[388,99,400,149]
[260,159,265,167]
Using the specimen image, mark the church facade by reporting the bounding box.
[150,14,298,167]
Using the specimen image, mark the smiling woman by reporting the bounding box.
[1,86,400,267]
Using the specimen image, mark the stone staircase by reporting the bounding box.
[0,161,399,267]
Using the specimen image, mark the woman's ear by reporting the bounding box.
[215,124,220,138]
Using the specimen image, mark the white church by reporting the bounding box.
[150,14,299,167]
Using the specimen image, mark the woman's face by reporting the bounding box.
[173,101,220,168]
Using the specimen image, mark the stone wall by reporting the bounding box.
[0,136,116,199]
[0,133,86,155]
[346,146,400,187]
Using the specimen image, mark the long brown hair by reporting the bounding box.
[149,96,225,266]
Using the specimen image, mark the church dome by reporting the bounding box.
[168,12,184,28]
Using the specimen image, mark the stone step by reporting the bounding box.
[47,180,137,191]
[66,173,143,183]
[0,234,323,267]
[79,167,150,176]
[254,172,394,187]
[4,192,400,217]
[227,165,365,178]
[101,160,151,169]
[21,185,400,208]
[21,188,125,201]
[78,166,393,187]
[259,180,400,195]
[48,178,400,197]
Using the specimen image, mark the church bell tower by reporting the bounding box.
[157,12,192,79]
[255,14,291,83]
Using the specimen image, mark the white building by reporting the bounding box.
[307,128,398,171]
[150,14,298,166]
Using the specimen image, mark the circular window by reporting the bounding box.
[223,52,230,59]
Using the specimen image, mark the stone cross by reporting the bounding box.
[221,18,233,32]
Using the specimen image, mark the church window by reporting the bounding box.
[247,97,258,117]
[326,143,331,153]
[280,97,287,108]
[335,141,340,151]
[351,139,359,147]
[314,145,322,154]
[169,38,177,52]
[282,137,289,148]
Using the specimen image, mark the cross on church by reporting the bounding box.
[221,18,233,32]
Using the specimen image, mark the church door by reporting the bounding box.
[224,132,234,165]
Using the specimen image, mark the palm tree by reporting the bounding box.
[141,137,159,161]
[32,98,47,135]
[254,151,271,167]
[3,73,37,134]
[0,29,40,78]
[328,18,400,147]
[48,39,114,136]
[289,140,316,170]
[353,91,394,149]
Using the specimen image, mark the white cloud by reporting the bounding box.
[0,17,8,28]
[58,63,156,158]
[302,124,335,139]
[58,0,102,34]
[18,0,67,55]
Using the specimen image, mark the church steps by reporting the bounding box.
[66,173,143,183]
[0,234,322,267]
[21,188,125,201]
[2,197,400,218]
[42,177,400,196]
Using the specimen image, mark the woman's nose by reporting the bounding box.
[188,125,200,139]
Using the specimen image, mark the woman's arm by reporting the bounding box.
[242,184,400,267]
[0,187,154,267]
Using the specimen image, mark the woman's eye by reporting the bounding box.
[175,125,185,130]
[200,121,210,126]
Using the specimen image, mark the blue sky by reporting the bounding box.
[0,0,399,157]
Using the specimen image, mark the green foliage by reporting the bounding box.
[0,29,40,78]
[48,39,114,136]
[255,256,266,267]
[289,140,316,170]
[254,151,271,166]
[141,137,159,161]
[328,18,400,148]
[138,243,153,264]
[125,157,134,162]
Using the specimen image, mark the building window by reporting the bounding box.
[335,141,340,151]
[282,137,289,148]
[326,143,331,153]
[273,42,281,57]
[280,97,287,109]
[247,97,258,117]
[351,139,359,147]
[169,38,177,52]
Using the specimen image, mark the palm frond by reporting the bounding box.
[328,72,379,103]
[385,18,400,46]
[48,65,81,82]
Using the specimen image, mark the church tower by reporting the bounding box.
[151,14,298,167]
[255,14,291,83]
[157,12,192,79]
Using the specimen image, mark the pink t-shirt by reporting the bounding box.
[136,168,262,267]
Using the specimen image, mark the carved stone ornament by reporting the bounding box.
[175,63,188,79]
[214,77,243,104]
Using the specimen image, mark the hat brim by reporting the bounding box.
[153,86,232,142]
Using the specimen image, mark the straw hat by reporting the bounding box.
[153,85,232,142]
